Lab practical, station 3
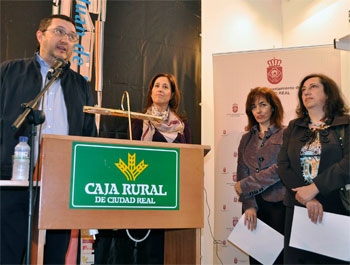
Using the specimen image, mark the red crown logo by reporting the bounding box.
[232,172,237,182]
[267,57,282,67]
[232,217,239,227]
[232,103,238,113]
[267,57,283,84]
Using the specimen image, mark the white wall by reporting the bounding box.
[282,0,349,47]
[201,0,350,264]
[281,0,350,103]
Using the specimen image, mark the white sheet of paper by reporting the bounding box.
[227,213,284,265]
[290,206,350,262]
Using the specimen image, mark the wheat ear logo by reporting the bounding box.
[115,153,148,181]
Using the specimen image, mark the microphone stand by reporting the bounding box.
[11,67,64,265]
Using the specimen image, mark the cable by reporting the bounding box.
[126,229,151,243]
[204,187,224,265]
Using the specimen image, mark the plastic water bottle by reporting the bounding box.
[12,136,30,181]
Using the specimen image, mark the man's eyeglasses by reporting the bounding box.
[43,28,79,42]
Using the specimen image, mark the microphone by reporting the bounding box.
[47,58,66,80]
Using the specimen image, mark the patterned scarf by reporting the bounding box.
[141,105,185,142]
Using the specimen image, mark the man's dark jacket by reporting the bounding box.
[0,56,97,179]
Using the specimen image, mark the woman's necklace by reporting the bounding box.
[310,121,326,128]
[310,120,326,129]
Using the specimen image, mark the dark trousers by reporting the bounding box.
[0,189,28,265]
[0,188,71,265]
[94,229,164,264]
[43,230,71,264]
[284,206,349,264]
[248,195,285,265]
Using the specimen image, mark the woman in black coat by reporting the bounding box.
[278,73,349,264]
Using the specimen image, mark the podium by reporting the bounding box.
[35,134,210,264]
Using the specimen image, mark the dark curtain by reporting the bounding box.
[99,1,201,144]
[1,0,201,143]
[0,1,52,60]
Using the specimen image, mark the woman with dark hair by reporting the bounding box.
[234,87,286,265]
[127,73,191,264]
[278,73,349,264]
[130,73,191,143]
[95,73,191,265]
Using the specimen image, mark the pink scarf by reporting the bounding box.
[141,105,184,142]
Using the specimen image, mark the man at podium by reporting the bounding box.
[94,73,191,264]
[0,14,97,264]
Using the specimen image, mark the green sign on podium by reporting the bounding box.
[70,142,179,210]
